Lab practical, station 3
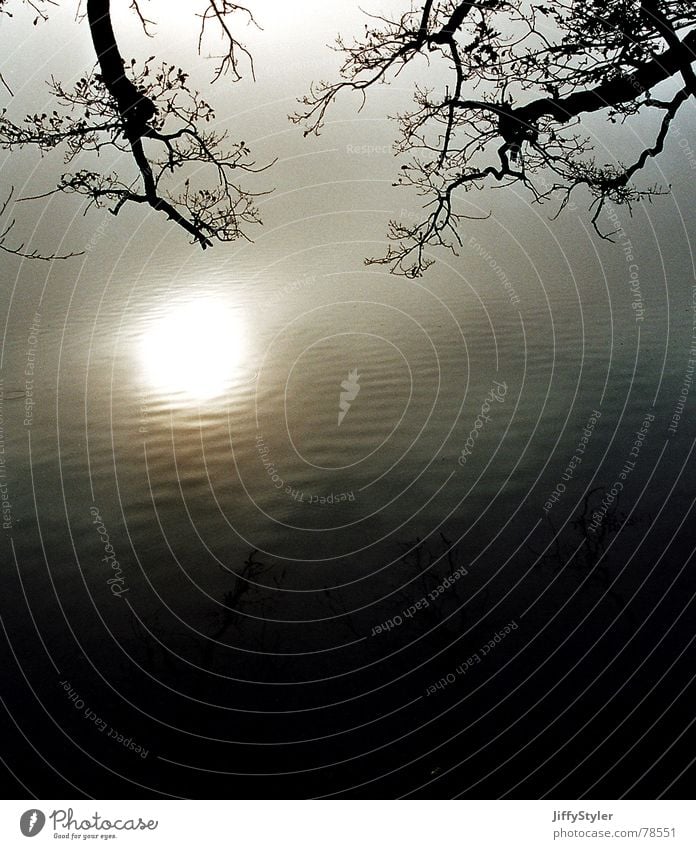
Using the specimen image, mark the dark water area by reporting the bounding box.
[2,206,696,797]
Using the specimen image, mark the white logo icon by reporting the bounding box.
[338,369,361,426]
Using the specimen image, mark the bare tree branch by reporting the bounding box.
[1,0,271,251]
[0,187,83,260]
[295,0,696,276]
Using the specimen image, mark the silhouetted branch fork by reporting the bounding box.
[197,0,259,83]
[86,0,155,138]
[510,30,696,129]
[429,0,476,44]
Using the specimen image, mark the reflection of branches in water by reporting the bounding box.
[132,501,648,677]
[394,533,479,632]
[206,535,476,656]
[313,534,477,641]
[203,549,284,668]
[529,487,654,612]
[123,534,504,692]
[121,550,283,674]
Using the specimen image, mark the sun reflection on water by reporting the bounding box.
[139,297,247,402]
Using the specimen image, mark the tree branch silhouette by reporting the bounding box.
[0,187,82,260]
[1,0,271,251]
[295,0,696,276]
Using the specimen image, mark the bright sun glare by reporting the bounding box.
[139,298,247,401]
